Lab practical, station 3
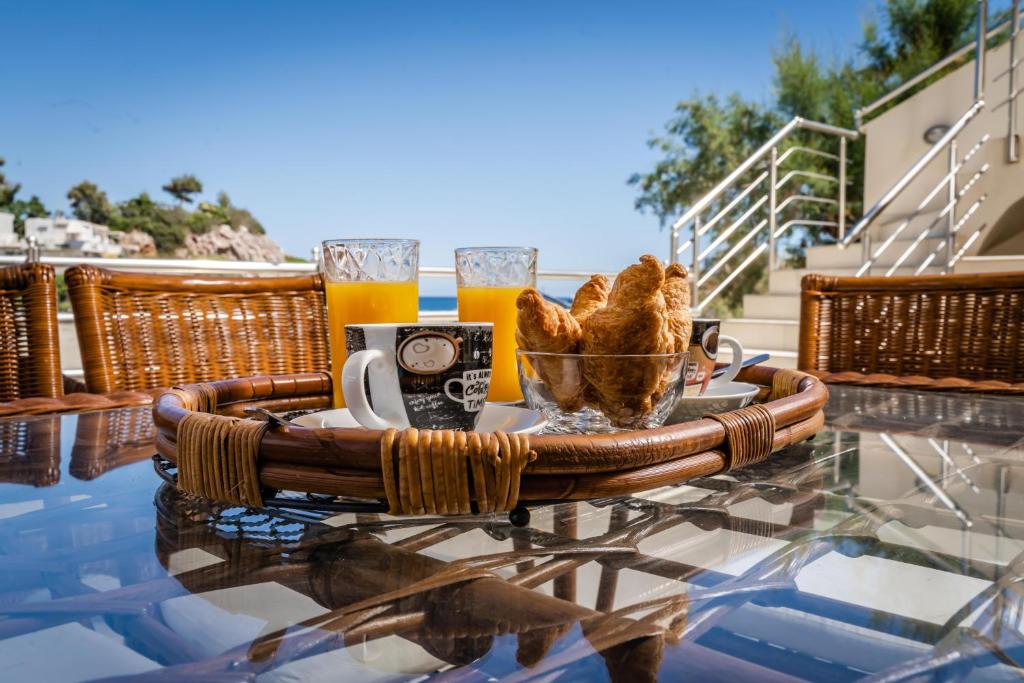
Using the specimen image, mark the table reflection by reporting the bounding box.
[0,386,1022,681]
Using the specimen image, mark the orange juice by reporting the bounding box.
[326,280,419,407]
[457,285,523,402]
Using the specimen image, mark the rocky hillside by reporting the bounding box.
[176,224,285,263]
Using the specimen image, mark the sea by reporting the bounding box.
[420,296,458,312]
[420,294,570,312]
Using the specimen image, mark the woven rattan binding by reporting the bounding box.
[65,264,330,393]
[0,263,62,401]
[798,271,1024,389]
[380,427,536,515]
[705,404,776,470]
[176,413,269,506]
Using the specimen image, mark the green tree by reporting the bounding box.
[188,190,265,235]
[8,195,48,235]
[67,181,114,225]
[0,158,21,207]
[0,158,48,236]
[110,192,187,253]
[630,0,982,314]
[162,174,203,204]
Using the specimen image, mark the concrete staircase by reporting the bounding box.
[724,223,947,368]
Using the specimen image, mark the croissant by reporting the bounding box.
[662,263,693,354]
[516,288,585,411]
[569,274,611,324]
[581,255,674,427]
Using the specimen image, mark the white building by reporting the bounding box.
[23,214,122,257]
[0,212,20,250]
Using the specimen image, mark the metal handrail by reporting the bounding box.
[669,117,858,235]
[855,137,990,276]
[0,253,607,282]
[668,116,857,311]
[842,100,986,248]
[775,146,841,164]
[889,194,987,276]
[1009,0,1022,161]
[854,12,1018,127]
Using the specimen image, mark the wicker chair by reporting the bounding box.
[66,265,329,393]
[0,263,62,400]
[799,271,1024,383]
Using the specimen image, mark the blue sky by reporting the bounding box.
[2,1,871,293]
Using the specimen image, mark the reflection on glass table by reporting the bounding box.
[0,386,1022,681]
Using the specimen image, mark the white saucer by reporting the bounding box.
[292,404,547,434]
[668,381,760,423]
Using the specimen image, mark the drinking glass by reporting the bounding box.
[321,239,419,407]
[455,246,537,402]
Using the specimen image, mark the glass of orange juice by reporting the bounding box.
[321,239,419,407]
[455,246,537,403]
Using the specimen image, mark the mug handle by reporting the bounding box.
[341,349,395,430]
[707,334,744,389]
[444,377,466,404]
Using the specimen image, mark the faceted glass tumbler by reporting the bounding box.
[321,239,419,283]
[320,239,420,408]
[454,247,537,287]
[455,247,537,402]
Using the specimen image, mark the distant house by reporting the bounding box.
[23,213,122,257]
[0,213,20,250]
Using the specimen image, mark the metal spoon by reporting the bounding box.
[244,406,301,427]
[711,352,770,379]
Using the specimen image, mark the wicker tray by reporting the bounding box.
[152,366,827,519]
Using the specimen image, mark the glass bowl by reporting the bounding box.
[516,350,689,433]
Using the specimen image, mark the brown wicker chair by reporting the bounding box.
[799,271,1024,384]
[66,265,329,393]
[0,263,62,400]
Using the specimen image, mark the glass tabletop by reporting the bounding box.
[1,386,1023,682]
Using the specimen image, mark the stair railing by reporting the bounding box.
[667,118,858,313]
[845,101,990,276]
[844,0,1024,277]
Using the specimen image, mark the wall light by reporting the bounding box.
[923,124,951,144]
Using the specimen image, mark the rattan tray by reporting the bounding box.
[152,366,826,520]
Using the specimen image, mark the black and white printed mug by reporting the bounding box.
[342,323,494,431]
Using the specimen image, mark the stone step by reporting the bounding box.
[956,256,1024,273]
[742,293,800,320]
[768,268,857,294]
[768,266,945,294]
[806,237,946,270]
[720,317,800,352]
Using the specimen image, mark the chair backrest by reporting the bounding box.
[0,263,62,400]
[799,271,1024,382]
[66,265,329,393]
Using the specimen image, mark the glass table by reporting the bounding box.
[1,385,1023,682]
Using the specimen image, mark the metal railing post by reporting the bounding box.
[1009,0,1021,162]
[669,226,679,265]
[838,137,847,241]
[25,236,40,264]
[861,231,872,276]
[768,146,778,271]
[975,0,988,101]
[946,140,958,271]
[691,216,701,308]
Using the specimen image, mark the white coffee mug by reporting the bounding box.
[685,318,744,396]
[341,322,493,431]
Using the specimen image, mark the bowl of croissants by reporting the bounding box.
[516,255,693,433]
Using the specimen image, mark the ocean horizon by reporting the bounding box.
[420,296,457,311]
